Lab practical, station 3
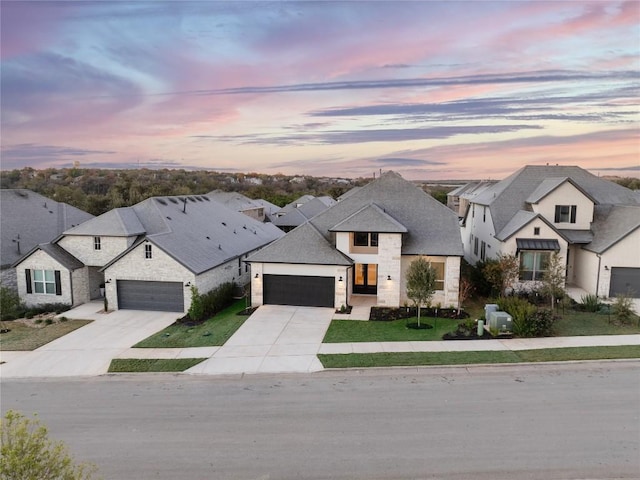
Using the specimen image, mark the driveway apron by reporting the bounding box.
[187,305,334,375]
[0,302,178,378]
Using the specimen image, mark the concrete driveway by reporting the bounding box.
[0,301,178,378]
[187,305,334,375]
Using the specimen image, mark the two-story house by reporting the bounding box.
[14,195,283,312]
[248,171,464,309]
[460,165,640,299]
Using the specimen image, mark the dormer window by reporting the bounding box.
[555,205,576,223]
[94,236,101,250]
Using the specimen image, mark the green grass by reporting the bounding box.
[319,345,640,368]
[0,319,92,351]
[108,358,206,372]
[134,299,248,348]
[323,317,460,343]
[553,310,640,336]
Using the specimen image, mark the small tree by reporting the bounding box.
[188,285,204,321]
[0,286,24,321]
[483,254,519,298]
[612,294,636,325]
[540,252,565,311]
[1,410,97,479]
[406,257,437,327]
[457,276,474,316]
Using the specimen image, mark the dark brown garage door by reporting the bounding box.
[609,268,640,297]
[117,280,184,312]
[263,274,334,308]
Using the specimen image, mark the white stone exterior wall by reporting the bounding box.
[58,235,133,267]
[376,233,402,306]
[17,250,73,307]
[72,267,90,305]
[103,242,193,312]
[531,183,594,230]
[400,255,460,308]
[598,230,640,298]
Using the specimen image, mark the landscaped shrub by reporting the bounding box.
[579,294,601,312]
[188,286,204,321]
[0,286,25,321]
[520,309,556,337]
[197,282,236,321]
[497,296,536,336]
[612,294,636,325]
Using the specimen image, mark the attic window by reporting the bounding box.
[94,237,101,250]
[554,205,576,223]
[145,244,153,259]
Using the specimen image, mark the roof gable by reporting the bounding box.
[584,205,640,254]
[526,177,596,204]
[63,207,145,237]
[329,203,408,233]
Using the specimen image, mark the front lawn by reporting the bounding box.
[553,310,640,336]
[0,318,92,351]
[108,358,206,372]
[134,299,248,348]
[323,317,459,343]
[319,345,640,368]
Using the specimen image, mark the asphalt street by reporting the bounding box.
[2,362,639,480]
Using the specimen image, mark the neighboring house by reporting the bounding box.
[447,181,497,218]
[272,195,337,232]
[460,165,640,299]
[1,189,94,290]
[253,199,280,223]
[15,195,283,312]
[207,190,267,222]
[248,171,464,309]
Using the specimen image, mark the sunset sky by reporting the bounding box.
[1,1,638,180]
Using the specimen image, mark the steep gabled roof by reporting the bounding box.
[495,210,539,241]
[470,165,639,236]
[329,203,407,233]
[101,195,283,274]
[248,222,352,265]
[311,171,463,256]
[526,177,596,204]
[207,190,263,212]
[272,196,336,228]
[584,205,640,254]
[1,189,94,268]
[63,207,145,237]
[14,242,84,270]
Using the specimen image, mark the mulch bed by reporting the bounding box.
[370,307,469,321]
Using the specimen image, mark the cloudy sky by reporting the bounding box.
[1,1,638,180]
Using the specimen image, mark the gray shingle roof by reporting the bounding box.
[330,203,408,233]
[558,229,593,244]
[1,189,94,268]
[252,171,463,262]
[471,165,639,236]
[584,205,640,254]
[102,195,284,274]
[206,190,263,212]
[526,177,596,204]
[495,210,538,241]
[248,222,352,265]
[14,242,84,270]
[63,207,145,237]
[272,196,336,228]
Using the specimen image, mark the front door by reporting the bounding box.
[354,263,377,294]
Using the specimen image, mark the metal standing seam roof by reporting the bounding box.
[516,238,561,251]
[1,189,94,268]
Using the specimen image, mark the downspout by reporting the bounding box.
[69,270,74,306]
[595,253,601,299]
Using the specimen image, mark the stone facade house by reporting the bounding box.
[15,195,283,312]
[248,171,464,309]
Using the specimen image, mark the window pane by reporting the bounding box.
[44,270,55,282]
[432,262,445,281]
[370,233,378,246]
[367,264,377,286]
[34,282,45,294]
[520,252,534,270]
[45,283,56,294]
[34,270,44,281]
[354,264,365,286]
[354,233,368,246]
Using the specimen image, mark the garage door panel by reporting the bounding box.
[264,275,334,308]
[609,268,640,297]
[117,280,184,312]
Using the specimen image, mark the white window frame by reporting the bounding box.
[33,269,56,295]
[519,251,551,281]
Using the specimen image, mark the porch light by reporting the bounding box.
[604,266,609,271]
[184,282,191,287]
[338,276,343,282]
[255,273,259,278]
[105,279,112,284]
[387,275,392,281]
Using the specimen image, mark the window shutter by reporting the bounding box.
[54,270,62,296]
[25,270,32,294]
[570,205,577,223]
[554,207,560,223]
